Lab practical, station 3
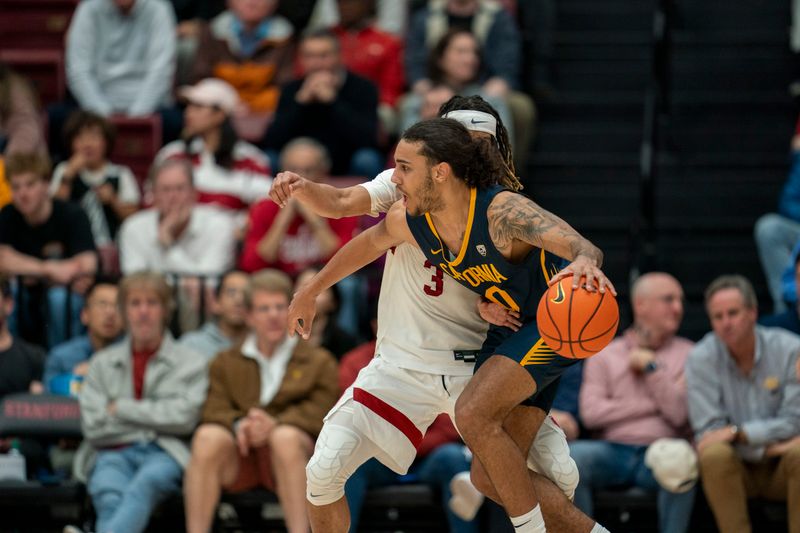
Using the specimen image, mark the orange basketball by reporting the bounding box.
[536,275,619,359]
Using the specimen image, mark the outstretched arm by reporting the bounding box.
[487,192,616,294]
[269,171,373,219]
[288,202,411,338]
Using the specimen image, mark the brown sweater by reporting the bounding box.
[201,339,339,438]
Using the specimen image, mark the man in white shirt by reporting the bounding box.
[118,159,236,277]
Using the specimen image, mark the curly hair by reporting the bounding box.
[437,94,522,191]
[401,118,506,190]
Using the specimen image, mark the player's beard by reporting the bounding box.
[413,170,445,215]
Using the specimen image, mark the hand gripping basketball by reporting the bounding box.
[536,275,619,359]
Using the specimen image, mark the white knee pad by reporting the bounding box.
[527,416,579,501]
[306,421,377,507]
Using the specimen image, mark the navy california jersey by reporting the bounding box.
[406,185,564,322]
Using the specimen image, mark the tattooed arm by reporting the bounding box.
[488,192,616,293]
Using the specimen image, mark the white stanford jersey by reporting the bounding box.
[360,170,487,375]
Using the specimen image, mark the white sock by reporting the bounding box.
[590,523,610,533]
[510,504,546,533]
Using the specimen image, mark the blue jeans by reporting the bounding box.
[9,283,84,348]
[570,440,696,533]
[87,442,183,533]
[754,213,800,313]
[345,443,477,533]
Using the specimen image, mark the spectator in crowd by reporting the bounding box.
[240,138,358,277]
[339,327,481,533]
[0,274,45,398]
[760,252,800,334]
[571,272,697,533]
[292,266,359,359]
[754,126,800,313]
[308,0,409,37]
[156,78,272,222]
[0,63,46,157]
[263,29,382,178]
[399,29,513,138]
[0,152,97,347]
[51,111,140,249]
[65,0,180,141]
[118,159,236,276]
[191,0,294,133]
[329,0,405,133]
[0,161,10,209]
[0,273,49,479]
[180,269,250,360]
[404,0,534,167]
[68,271,207,533]
[183,269,338,533]
[687,274,800,533]
[44,279,122,393]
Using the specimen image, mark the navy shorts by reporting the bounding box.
[477,320,578,412]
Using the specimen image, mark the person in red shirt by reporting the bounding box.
[330,0,405,133]
[239,137,358,276]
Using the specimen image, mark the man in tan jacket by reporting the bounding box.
[184,269,338,533]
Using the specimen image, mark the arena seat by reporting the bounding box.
[0,0,79,50]
[0,48,65,107]
[109,115,163,188]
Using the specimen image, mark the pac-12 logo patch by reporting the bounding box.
[551,280,566,304]
[476,244,487,256]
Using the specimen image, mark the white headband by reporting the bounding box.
[443,110,497,138]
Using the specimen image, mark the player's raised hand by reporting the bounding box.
[550,256,617,296]
[287,288,318,340]
[270,171,308,208]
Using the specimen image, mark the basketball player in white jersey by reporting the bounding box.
[270,97,608,533]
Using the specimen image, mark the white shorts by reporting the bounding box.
[324,356,470,474]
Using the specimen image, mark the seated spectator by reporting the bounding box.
[404,0,534,167]
[119,159,236,276]
[64,0,181,142]
[191,0,294,139]
[180,270,250,360]
[68,272,207,533]
[760,252,800,334]
[44,279,122,394]
[0,63,46,157]
[687,275,800,533]
[339,329,481,532]
[571,273,696,533]
[293,267,359,359]
[399,29,513,139]
[263,29,383,178]
[330,0,405,133]
[0,273,48,478]
[183,269,338,533]
[240,138,358,277]
[156,78,272,221]
[754,125,800,313]
[308,0,409,37]
[0,153,97,348]
[51,111,140,249]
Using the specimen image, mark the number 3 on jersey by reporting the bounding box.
[423,260,443,296]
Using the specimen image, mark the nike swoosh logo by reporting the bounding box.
[470,118,487,124]
[430,247,443,255]
[551,281,565,304]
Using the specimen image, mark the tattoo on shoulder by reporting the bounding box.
[488,193,600,262]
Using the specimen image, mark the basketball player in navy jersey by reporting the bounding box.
[290,118,615,533]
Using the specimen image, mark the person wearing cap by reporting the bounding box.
[570,272,697,533]
[155,78,272,222]
[687,274,800,533]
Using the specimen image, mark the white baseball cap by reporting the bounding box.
[178,78,239,114]
[644,438,699,494]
